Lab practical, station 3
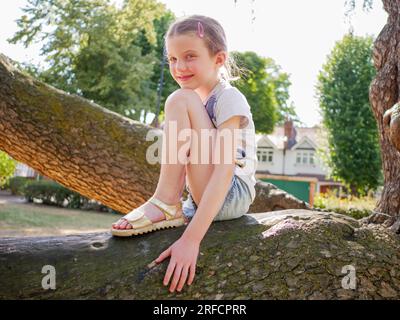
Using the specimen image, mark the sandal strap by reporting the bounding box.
[149,196,182,221]
[124,207,151,226]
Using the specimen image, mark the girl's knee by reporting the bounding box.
[166,89,202,109]
[175,88,201,100]
[165,92,188,115]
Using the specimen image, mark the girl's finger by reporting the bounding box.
[163,260,176,286]
[169,264,183,292]
[156,247,171,263]
[176,265,189,292]
[188,262,196,285]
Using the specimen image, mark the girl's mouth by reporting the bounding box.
[177,75,194,81]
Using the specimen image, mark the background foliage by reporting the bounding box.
[316,34,382,195]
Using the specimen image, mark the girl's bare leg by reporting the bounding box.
[113,89,216,230]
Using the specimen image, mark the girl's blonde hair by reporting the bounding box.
[164,14,243,82]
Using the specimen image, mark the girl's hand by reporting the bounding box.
[155,236,200,293]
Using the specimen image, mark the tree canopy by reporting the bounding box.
[232,51,298,133]
[9,0,175,121]
[316,34,382,195]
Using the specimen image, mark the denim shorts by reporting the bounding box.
[182,175,252,222]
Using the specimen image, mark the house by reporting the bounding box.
[13,162,39,179]
[255,119,343,206]
[13,162,52,181]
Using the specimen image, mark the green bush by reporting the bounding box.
[0,178,10,190]
[0,151,17,188]
[23,180,85,207]
[314,189,377,219]
[8,176,34,195]
[21,180,116,212]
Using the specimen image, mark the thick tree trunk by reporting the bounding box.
[0,53,309,214]
[369,0,400,230]
[0,54,160,214]
[0,209,399,299]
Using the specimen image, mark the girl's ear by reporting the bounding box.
[215,51,227,67]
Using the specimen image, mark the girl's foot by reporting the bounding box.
[112,199,188,230]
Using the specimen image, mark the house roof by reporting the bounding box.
[256,124,327,150]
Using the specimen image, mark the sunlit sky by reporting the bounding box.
[0,0,388,127]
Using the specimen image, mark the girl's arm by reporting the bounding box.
[181,116,241,244]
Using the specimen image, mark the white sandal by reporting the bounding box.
[111,196,185,237]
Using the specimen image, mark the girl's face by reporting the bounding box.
[166,34,225,89]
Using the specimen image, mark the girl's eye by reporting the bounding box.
[167,55,195,63]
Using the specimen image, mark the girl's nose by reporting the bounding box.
[176,60,188,72]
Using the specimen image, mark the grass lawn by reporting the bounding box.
[0,202,120,237]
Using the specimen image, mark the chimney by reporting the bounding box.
[283,118,296,149]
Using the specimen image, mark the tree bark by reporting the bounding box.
[369,0,400,228]
[0,53,309,215]
[0,209,399,299]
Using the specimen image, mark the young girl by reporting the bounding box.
[111,14,257,292]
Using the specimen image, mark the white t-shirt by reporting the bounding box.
[201,78,257,202]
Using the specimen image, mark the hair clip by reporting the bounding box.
[197,21,204,38]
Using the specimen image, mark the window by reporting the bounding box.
[296,151,315,165]
[268,151,273,162]
[257,149,273,163]
[302,152,308,164]
[310,152,315,164]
